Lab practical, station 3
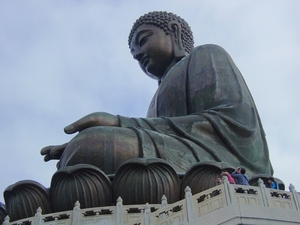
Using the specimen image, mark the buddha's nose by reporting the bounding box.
[134,49,143,61]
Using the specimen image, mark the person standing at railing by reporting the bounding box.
[267,177,279,189]
[215,177,222,185]
[220,171,235,184]
[231,167,249,185]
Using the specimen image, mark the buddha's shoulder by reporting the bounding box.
[192,44,227,54]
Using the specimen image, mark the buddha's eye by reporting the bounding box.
[139,36,148,46]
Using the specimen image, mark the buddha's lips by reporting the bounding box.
[141,56,149,68]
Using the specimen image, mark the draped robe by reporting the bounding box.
[118,44,273,176]
[59,44,273,177]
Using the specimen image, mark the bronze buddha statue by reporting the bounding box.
[41,11,273,178]
[3,11,276,221]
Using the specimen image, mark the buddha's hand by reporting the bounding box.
[64,112,119,134]
[40,143,68,161]
[40,113,118,161]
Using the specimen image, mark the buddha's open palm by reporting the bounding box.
[40,112,119,161]
[64,112,119,134]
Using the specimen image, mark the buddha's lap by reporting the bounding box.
[57,126,203,174]
[58,126,140,173]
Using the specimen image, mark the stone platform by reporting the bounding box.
[2,178,299,225]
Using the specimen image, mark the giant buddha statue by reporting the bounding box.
[41,11,273,178]
[2,11,278,221]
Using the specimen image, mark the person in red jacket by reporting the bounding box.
[221,171,235,184]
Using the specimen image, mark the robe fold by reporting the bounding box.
[118,44,273,176]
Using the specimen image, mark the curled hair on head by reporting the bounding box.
[128,11,194,54]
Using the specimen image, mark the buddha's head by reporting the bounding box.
[129,11,194,81]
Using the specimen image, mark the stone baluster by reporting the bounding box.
[221,176,232,205]
[71,201,82,225]
[258,178,269,207]
[161,195,167,208]
[3,216,10,225]
[159,195,168,219]
[184,186,194,222]
[289,184,300,211]
[144,203,152,225]
[116,197,124,225]
[33,207,42,225]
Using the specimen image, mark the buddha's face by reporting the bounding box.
[130,24,176,80]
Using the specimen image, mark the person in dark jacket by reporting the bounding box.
[231,167,249,185]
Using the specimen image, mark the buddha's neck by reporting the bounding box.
[158,56,185,85]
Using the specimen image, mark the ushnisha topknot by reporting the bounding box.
[128,11,194,54]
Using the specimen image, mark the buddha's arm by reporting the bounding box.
[118,114,214,137]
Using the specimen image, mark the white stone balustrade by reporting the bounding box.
[3,179,300,225]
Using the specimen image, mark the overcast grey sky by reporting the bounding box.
[0,1,299,203]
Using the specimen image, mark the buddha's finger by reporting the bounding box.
[40,145,55,155]
[50,143,68,158]
[64,116,99,134]
[43,154,53,162]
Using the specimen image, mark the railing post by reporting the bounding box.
[116,196,124,225]
[185,186,194,222]
[222,176,232,205]
[33,207,43,225]
[161,195,167,208]
[258,178,269,207]
[144,203,152,225]
[159,195,168,219]
[3,216,10,225]
[71,201,82,225]
[289,184,300,211]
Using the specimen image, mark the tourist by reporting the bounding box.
[231,167,249,185]
[221,171,235,184]
[215,177,222,185]
[267,177,279,189]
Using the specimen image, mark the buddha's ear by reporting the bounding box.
[168,21,187,59]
